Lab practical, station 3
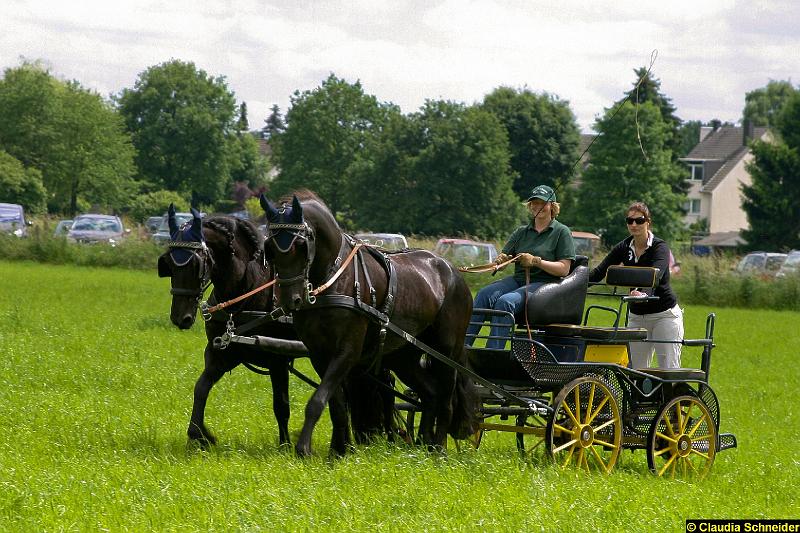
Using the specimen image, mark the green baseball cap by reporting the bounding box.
[526,184,556,203]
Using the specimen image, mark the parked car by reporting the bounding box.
[354,232,409,251]
[776,251,800,278]
[433,238,498,267]
[0,202,29,237]
[735,252,787,277]
[571,231,600,257]
[144,216,163,234]
[67,214,127,245]
[153,212,204,244]
[53,219,73,237]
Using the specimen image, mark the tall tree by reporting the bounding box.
[270,74,397,218]
[742,80,797,129]
[116,60,237,206]
[482,87,580,198]
[574,101,687,246]
[622,68,683,160]
[0,61,137,214]
[261,104,284,139]
[348,100,521,238]
[741,91,800,250]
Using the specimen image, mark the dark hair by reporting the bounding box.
[627,201,651,221]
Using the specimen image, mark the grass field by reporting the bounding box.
[1,260,798,532]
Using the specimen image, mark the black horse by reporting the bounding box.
[260,191,478,457]
[157,206,296,446]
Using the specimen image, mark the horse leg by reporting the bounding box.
[296,354,355,458]
[269,356,291,446]
[188,344,236,446]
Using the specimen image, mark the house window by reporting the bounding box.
[684,199,701,214]
[688,163,704,181]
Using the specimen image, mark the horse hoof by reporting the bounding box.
[188,427,217,447]
[295,444,313,458]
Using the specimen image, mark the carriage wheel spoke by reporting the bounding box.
[594,438,617,449]
[656,431,678,444]
[688,417,707,438]
[654,446,671,457]
[590,446,610,473]
[675,402,684,433]
[689,448,711,460]
[562,402,580,427]
[573,387,581,425]
[686,457,699,475]
[585,384,596,424]
[587,396,610,424]
[594,418,616,432]
[553,439,578,454]
[658,453,677,476]
[553,423,573,435]
[562,444,575,467]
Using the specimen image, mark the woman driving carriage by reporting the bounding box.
[466,184,576,349]
[588,201,684,369]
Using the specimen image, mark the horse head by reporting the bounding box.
[260,194,318,312]
[157,204,211,329]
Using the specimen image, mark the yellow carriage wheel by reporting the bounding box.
[545,376,622,473]
[647,395,716,480]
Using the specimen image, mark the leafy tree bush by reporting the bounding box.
[574,101,687,247]
[742,80,797,128]
[0,149,47,214]
[742,91,800,251]
[116,60,238,207]
[127,190,190,223]
[482,87,580,198]
[0,61,137,215]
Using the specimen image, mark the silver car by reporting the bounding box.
[67,214,126,245]
[354,232,409,251]
[0,202,28,237]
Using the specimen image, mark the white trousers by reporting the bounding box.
[628,305,684,369]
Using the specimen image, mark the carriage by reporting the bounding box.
[160,196,736,479]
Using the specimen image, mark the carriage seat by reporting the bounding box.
[519,255,588,326]
[535,323,648,341]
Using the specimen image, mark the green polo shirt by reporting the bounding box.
[502,218,576,283]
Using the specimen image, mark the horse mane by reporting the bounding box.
[279,189,340,230]
[203,216,262,261]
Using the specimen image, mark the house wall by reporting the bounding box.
[683,180,710,226]
[707,154,754,233]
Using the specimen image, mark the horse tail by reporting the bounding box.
[448,349,480,440]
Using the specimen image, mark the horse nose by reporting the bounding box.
[178,315,195,329]
[292,295,303,310]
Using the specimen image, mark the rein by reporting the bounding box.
[201,278,277,317]
[309,243,363,297]
[458,255,519,274]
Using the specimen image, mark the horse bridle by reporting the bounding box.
[264,215,317,305]
[166,239,214,300]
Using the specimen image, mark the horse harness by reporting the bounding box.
[167,239,213,300]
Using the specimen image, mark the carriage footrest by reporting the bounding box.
[718,432,737,452]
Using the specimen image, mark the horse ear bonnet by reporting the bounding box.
[169,207,204,265]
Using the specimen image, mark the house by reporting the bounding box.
[679,123,769,249]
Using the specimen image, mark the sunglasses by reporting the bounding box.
[626,216,648,225]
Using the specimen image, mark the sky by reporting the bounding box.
[2,0,799,133]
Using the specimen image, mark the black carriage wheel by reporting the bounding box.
[545,376,622,473]
[647,395,716,480]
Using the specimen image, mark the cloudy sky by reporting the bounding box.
[2,0,799,132]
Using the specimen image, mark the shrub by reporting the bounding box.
[127,191,190,223]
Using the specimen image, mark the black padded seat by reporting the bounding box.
[521,255,589,327]
[637,367,706,381]
[538,323,648,341]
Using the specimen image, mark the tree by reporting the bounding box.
[116,60,237,206]
[677,120,702,157]
[482,87,580,198]
[348,100,521,238]
[0,150,47,214]
[269,74,398,218]
[574,101,687,246]
[742,80,797,129]
[0,61,137,215]
[261,104,284,139]
[742,91,800,250]
[236,102,249,133]
[622,68,683,160]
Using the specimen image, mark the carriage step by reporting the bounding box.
[718,432,737,452]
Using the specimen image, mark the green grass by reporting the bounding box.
[1,261,798,531]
